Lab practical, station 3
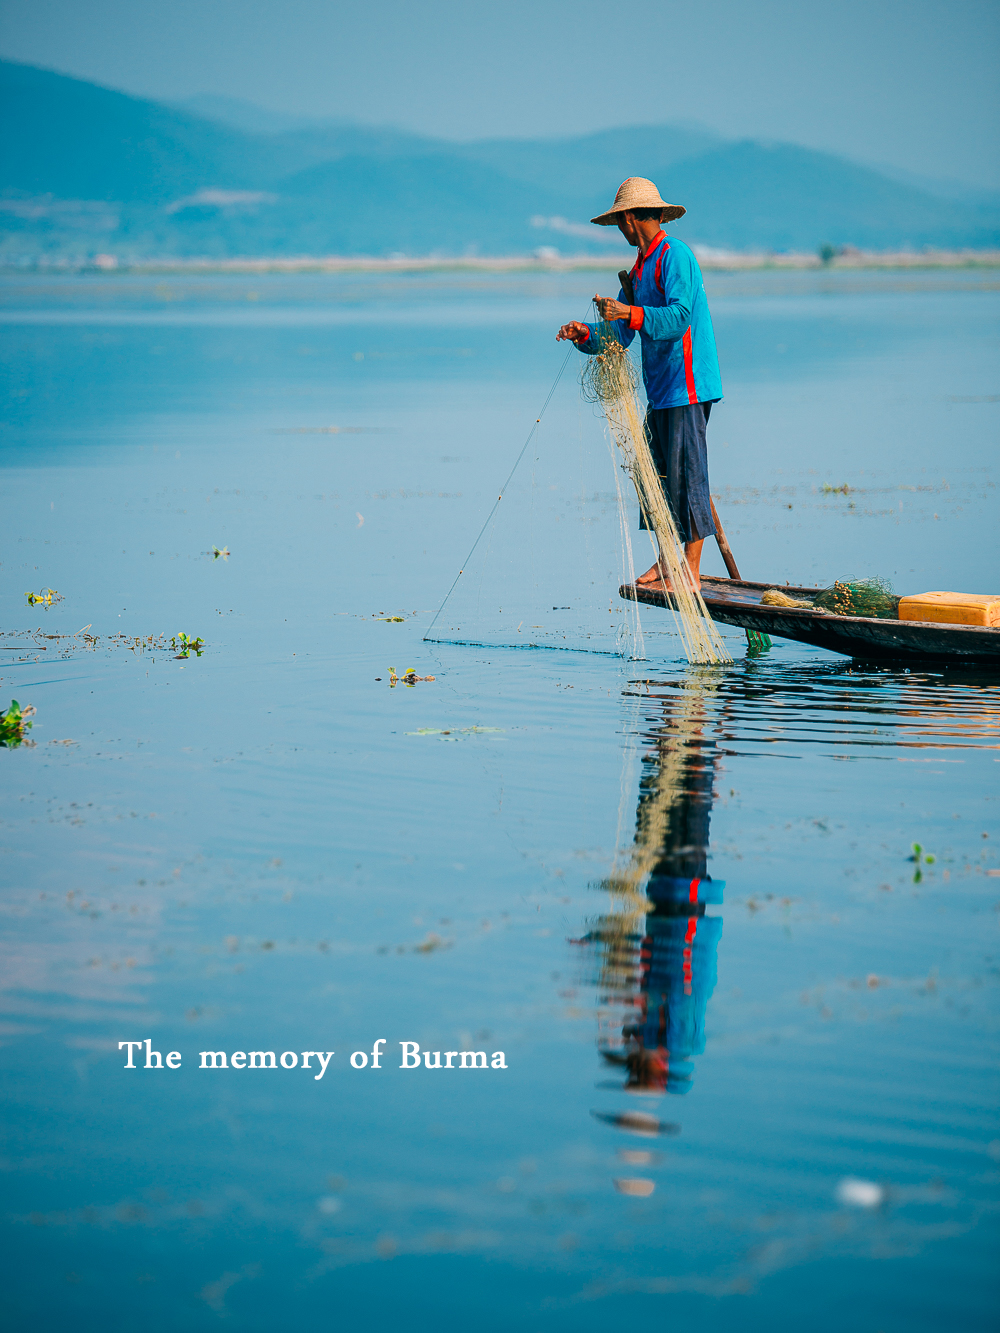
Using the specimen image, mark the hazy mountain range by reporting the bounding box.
[2,59,998,262]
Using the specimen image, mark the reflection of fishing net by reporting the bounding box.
[589,673,717,993]
[813,577,900,619]
[761,577,899,619]
[581,325,731,665]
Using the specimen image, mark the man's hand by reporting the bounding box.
[593,293,631,321]
[556,321,591,343]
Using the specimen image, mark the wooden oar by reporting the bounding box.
[709,497,771,653]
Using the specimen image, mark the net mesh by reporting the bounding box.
[581,324,731,665]
[812,577,900,619]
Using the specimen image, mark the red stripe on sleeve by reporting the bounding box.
[628,305,645,330]
[682,326,697,404]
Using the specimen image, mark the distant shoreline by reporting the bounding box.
[4,248,1000,276]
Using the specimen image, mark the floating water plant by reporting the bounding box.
[581,324,731,665]
[171,633,205,658]
[212,546,230,561]
[908,842,935,883]
[1,699,36,748]
[388,667,435,686]
[25,588,62,606]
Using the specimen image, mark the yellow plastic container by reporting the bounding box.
[897,591,1000,627]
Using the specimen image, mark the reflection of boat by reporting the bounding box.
[581,678,724,1106]
[622,577,1000,663]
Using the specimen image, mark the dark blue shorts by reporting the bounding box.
[639,402,716,544]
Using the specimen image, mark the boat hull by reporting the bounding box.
[622,577,1000,664]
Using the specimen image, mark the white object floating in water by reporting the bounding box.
[613,1178,655,1197]
[835,1177,884,1208]
[317,1196,342,1214]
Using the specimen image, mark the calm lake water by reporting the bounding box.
[1,267,998,1331]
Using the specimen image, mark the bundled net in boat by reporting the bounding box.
[581,323,731,665]
[812,577,899,619]
[761,577,899,619]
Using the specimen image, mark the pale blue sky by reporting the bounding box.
[2,0,998,188]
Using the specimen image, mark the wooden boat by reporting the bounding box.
[622,576,1000,664]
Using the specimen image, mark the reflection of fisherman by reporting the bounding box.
[587,686,724,1096]
[618,747,722,1095]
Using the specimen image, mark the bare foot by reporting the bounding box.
[634,559,700,592]
[635,560,669,587]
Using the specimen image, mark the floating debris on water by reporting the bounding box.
[413,932,451,954]
[0,627,214,665]
[379,616,406,623]
[211,546,230,561]
[0,628,179,661]
[405,726,502,737]
[1,699,36,748]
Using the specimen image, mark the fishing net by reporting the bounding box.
[423,313,747,663]
[581,324,731,665]
[812,578,900,619]
[761,578,899,619]
[421,379,649,659]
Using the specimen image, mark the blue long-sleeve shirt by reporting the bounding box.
[578,233,723,409]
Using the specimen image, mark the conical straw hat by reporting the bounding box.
[591,177,686,226]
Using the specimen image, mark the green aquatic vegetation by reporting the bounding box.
[821,482,851,495]
[388,667,435,687]
[25,588,62,606]
[212,546,230,561]
[908,842,936,883]
[379,616,406,622]
[1,699,36,748]
[171,633,205,659]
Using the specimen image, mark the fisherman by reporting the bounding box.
[557,178,722,591]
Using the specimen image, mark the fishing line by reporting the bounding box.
[423,343,575,643]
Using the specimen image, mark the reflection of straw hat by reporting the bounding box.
[591,177,686,226]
